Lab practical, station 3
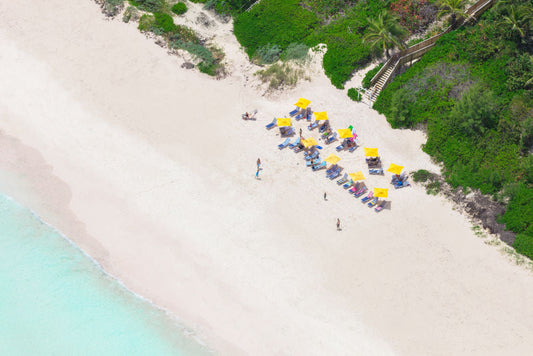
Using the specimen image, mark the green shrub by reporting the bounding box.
[254,44,282,64]
[189,0,207,2]
[234,0,320,59]
[123,6,139,22]
[152,12,176,33]
[281,43,309,61]
[513,233,533,260]
[171,2,187,15]
[101,0,125,16]
[131,0,167,13]
[138,14,155,31]
[347,88,362,102]
[362,63,384,89]
[412,169,431,182]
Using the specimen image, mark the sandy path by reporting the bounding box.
[1,1,533,355]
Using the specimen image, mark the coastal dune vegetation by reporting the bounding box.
[374,0,533,258]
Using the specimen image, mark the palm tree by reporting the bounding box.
[363,10,407,58]
[501,4,532,39]
[437,0,467,27]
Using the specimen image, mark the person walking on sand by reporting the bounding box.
[324,192,327,201]
[336,218,340,231]
[255,168,260,179]
[299,128,303,138]
[257,158,261,169]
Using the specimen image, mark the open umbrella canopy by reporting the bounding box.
[314,111,328,121]
[324,153,341,165]
[364,147,379,157]
[277,118,291,127]
[374,188,388,198]
[294,98,311,109]
[302,137,318,148]
[338,128,353,139]
[349,171,365,181]
[387,163,404,175]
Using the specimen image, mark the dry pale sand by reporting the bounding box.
[1,1,533,355]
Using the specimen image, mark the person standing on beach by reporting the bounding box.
[257,158,261,169]
[299,128,303,138]
[324,192,327,201]
[336,218,340,231]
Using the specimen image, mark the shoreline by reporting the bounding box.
[2,0,533,355]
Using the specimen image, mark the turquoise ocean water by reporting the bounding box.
[0,193,211,355]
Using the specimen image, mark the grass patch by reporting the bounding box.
[255,63,308,90]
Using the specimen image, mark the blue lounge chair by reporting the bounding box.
[329,170,341,180]
[306,110,313,121]
[304,151,318,161]
[319,124,328,133]
[278,138,291,149]
[369,168,384,175]
[393,180,410,189]
[325,132,337,145]
[289,108,298,117]
[336,142,346,151]
[308,122,318,130]
[367,197,378,208]
[348,144,358,152]
[288,137,300,149]
[312,161,327,171]
[326,164,337,175]
[361,191,374,203]
[294,113,304,120]
[306,158,321,167]
[265,118,276,130]
[336,173,348,185]
[343,180,354,189]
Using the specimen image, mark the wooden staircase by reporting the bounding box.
[365,0,495,103]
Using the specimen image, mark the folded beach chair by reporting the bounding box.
[289,108,298,117]
[369,168,384,175]
[375,200,386,212]
[281,127,295,137]
[336,173,348,185]
[325,132,337,145]
[361,191,374,203]
[308,121,318,130]
[265,118,276,130]
[278,138,291,149]
[288,137,300,149]
[367,197,379,208]
[312,161,327,171]
[353,185,368,197]
[306,109,313,121]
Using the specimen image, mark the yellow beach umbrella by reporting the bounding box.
[349,171,365,181]
[324,153,341,165]
[314,111,328,121]
[302,137,318,148]
[374,188,388,198]
[277,118,291,127]
[338,128,353,139]
[387,163,404,175]
[364,147,379,157]
[294,97,311,109]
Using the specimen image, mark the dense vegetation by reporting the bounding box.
[233,0,437,88]
[374,0,533,258]
[126,0,225,76]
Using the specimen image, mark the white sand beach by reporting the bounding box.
[2,0,533,354]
